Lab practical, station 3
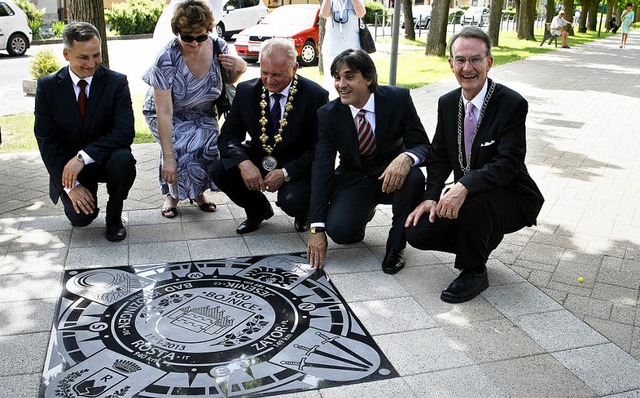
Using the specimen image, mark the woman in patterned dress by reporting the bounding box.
[620,3,635,49]
[142,0,247,218]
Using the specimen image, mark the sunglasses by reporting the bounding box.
[180,33,209,43]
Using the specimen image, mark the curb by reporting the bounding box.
[32,33,153,46]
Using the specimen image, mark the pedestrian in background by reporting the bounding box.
[620,3,634,48]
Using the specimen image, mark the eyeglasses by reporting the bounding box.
[180,33,209,43]
[452,56,486,66]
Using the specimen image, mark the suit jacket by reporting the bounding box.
[218,75,329,181]
[34,65,135,204]
[310,85,431,223]
[426,79,544,226]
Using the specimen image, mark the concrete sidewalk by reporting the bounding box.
[1,33,639,397]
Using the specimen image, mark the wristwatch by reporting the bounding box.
[76,152,84,164]
[310,226,325,234]
[282,168,291,183]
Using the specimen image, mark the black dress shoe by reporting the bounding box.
[382,248,405,274]
[105,224,127,242]
[440,267,489,303]
[294,215,310,232]
[236,205,274,234]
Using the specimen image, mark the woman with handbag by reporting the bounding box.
[320,0,366,97]
[142,0,246,218]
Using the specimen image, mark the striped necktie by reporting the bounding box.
[356,109,375,157]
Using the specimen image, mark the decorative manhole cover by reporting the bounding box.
[41,254,397,397]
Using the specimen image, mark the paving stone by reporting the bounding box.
[528,269,553,287]
[330,271,409,302]
[243,232,307,256]
[551,260,600,288]
[321,247,381,275]
[0,249,66,275]
[598,268,640,290]
[69,224,129,247]
[591,283,638,306]
[486,258,526,286]
[0,332,50,375]
[518,242,565,266]
[8,229,70,252]
[65,245,129,269]
[128,222,188,244]
[605,390,640,398]
[350,296,438,335]
[320,378,417,398]
[187,237,251,261]
[0,373,42,398]
[18,215,72,232]
[374,329,473,375]
[513,310,608,352]
[268,391,322,398]
[480,354,596,398]
[611,304,638,326]
[552,343,640,396]
[403,365,506,398]
[0,298,56,336]
[584,317,635,353]
[129,241,191,265]
[394,264,458,296]
[0,271,62,302]
[482,282,563,318]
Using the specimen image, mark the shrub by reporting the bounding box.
[14,0,44,24]
[364,0,391,24]
[30,49,61,80]
[105,0,165,35]
[52,21,65,38]
[449,9,464,23]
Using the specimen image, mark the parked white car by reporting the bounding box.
[461,6,490,26]
[153,0,267,46]
[0,0,31,56]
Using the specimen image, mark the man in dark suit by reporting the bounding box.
[307,49,430,274]
[212,38,328,234]
[405,27,544,303]
[34,22,136,242]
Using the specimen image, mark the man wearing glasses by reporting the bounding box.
[405,27,544,303]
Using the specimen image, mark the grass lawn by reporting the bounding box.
[0,28,617,154]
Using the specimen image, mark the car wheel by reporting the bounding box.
[298,39,317,67]
[216,23,225,39]
[7,33,28,56]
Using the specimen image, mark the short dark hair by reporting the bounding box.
[448,26,492,58]
[627,2,633,7]
[330,48,378,93]
[62,22,101,49]
[172,0,215,35]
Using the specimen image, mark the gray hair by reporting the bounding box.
[260,38,298,68]
[62,22,101,49]
[448,26,492,58]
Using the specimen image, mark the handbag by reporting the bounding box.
[358,18,376,54]
[212,38,236,120]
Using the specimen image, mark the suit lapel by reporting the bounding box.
[471,79,498,160]
[57,67,83,127]
[373,88,391,155]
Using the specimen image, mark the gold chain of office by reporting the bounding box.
[259,75,298,157]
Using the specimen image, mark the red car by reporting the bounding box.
[234,4,320,67]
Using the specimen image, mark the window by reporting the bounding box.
[0,2,16,17]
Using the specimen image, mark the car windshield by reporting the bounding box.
[260,6,317,25]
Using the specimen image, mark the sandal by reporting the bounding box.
[161,207,178,218]
[190,198,217,213]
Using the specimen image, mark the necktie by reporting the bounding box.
[77,79,88,121]
[270,93,282,132]
[356,109,376,157]
[464,102,477,163]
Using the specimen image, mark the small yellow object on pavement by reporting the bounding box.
[577,277,584,283]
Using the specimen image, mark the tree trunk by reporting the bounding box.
[403,0,415,40]
[564,0,575,35]
[605,0,614,28]
[514,0,521,30]
[545,0,554,23]
[516,0,535,40]
[578,0,592,32]
[319,16,326,75]
[68,0,109,67]
[488,0,504,46]
[587,0,598,31]
[425,0,449,56]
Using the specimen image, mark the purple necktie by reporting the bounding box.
[77,79,88,121]
[356,109,375,157]
[270,93,282,132]
[464,102,477,163]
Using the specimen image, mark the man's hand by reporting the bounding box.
[405,199,438,226]
[379,153,412,193]
[161,155,178,186]
[436,182,469,219]
[263,169,285,193]
[238,160,265,191]
[62,156,85,189]
[67,184,96,215]
[307,232,328,269]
